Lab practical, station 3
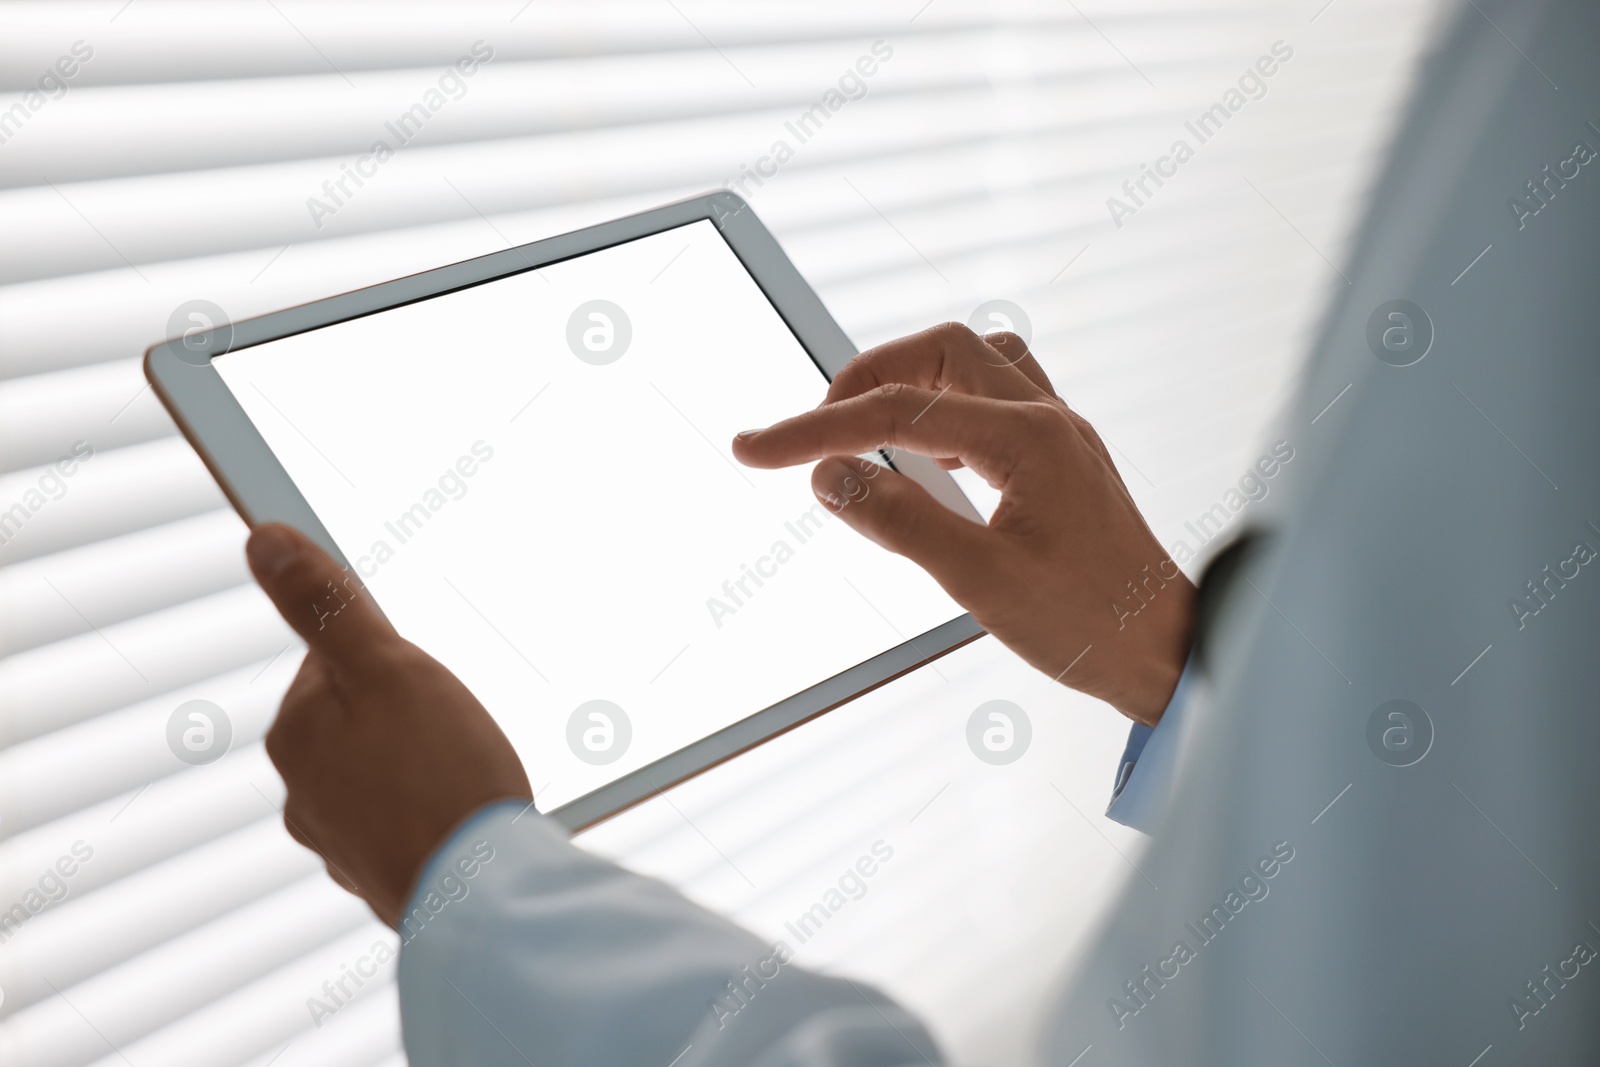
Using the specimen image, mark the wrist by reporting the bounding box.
[389,795,533,930]
[1107,574,1197,727]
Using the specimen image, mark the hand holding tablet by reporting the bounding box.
[148,192,1193,925]
[239,317,1194,930]
[734,323,1195,727]
[245,523,532,928]
[148,193,984,829]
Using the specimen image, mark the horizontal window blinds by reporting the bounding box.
[0,2,1444,1064]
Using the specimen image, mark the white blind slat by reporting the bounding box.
[0,2,1448,1064]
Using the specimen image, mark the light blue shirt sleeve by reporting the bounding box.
[1104,657,1197,832]
[397,800,944,1067]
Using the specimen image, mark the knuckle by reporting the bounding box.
[281,810,310,847]
[1064,406,1105,444]
[828,366,863,398]
[829,356,873,393]
[262,739,282,771]
[926,322,980,368]
[385,642,435,682]
[1017,399,1070,438]
[985,330,1025,353]
[264,695,318,765]
[874,381,915,407]
[928,320,978,347]
[870,383,922,444]
[1066,406,1098,433]
[263,718,289,763]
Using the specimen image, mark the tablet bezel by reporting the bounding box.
[145,190,986,831]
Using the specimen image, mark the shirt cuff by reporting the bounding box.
[1104,657,1197,832]
[399,799,557,938]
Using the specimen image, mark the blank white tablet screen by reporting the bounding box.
[213,219,962,809]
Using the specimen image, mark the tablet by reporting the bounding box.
[146,191,984,830]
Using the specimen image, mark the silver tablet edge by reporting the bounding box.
[548,612,985,833]
[143,189,989,826]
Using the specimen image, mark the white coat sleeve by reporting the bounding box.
[397,800,945,1067]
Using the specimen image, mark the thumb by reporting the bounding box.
[246,523,399,659]
[813,457,996,604]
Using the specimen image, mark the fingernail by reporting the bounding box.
[734,428,765,440]
[248,525,301,578]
